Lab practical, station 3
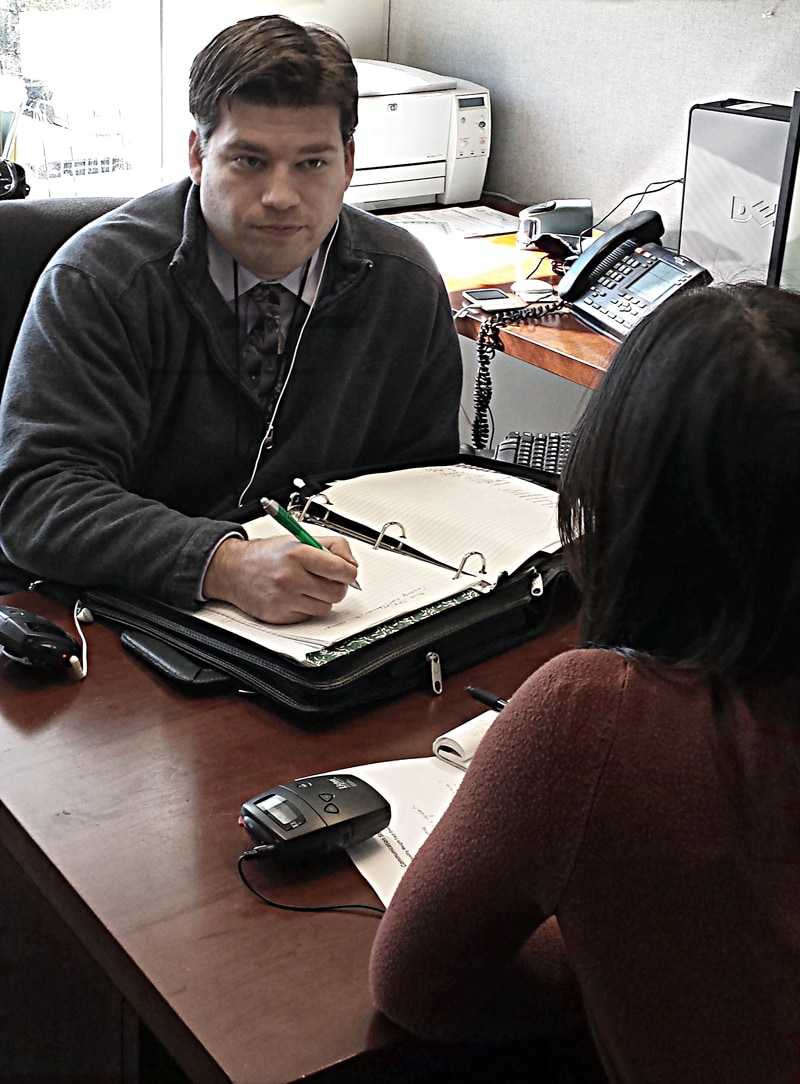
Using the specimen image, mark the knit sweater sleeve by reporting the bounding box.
[0,260,240,607]
[369,648,627,1042]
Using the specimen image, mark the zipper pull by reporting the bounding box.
[530,568,544,597]
[426,651,443,695]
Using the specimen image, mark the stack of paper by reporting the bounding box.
[342,709,499,905]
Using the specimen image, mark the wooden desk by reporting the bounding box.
[0,591,578,1083]
[444,232,617,390]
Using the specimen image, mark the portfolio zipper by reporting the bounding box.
[86,557,564,712]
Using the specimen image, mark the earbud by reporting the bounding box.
[68,655,86,678]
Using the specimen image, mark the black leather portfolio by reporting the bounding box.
[84,456,575,717]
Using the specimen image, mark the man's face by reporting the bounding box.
[189,100,355,281]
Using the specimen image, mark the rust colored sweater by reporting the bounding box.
[370,649,800,1083]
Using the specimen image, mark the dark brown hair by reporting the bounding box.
[189,15,358,148]
[558,282,800,683]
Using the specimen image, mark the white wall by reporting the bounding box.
[386,0,799,246]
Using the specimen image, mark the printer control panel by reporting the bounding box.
[440,84,491,203]
[455,93,490,159]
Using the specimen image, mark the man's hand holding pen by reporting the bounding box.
[202,534,360,624]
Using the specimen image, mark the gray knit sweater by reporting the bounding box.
[0,180,461,606]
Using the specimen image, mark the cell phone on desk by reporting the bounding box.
[461,287,521,312]
[557,209,711,340]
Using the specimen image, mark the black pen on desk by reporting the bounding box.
[465,685,508,712]
[261,498,361,590]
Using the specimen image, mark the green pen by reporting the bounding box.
[261,498,361,590]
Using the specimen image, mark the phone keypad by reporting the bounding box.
[581,249,691,332]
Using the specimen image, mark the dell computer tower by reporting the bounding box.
[679,99,790,284]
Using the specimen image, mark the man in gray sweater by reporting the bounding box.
[0,15,462,623]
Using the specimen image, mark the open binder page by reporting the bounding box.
[172,463,560,665]
[311,463,560,578]
[185,521,488,663]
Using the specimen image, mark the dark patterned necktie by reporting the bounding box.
[241,282,286,406]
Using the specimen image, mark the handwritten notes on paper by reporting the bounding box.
[315,463,560,579]
[185,464,560,663]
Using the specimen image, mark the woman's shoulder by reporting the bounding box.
[496,647,717,781]
[517,646,632,706]
[469,649,632,778]
[523,646,706,703]
[501,646,710,754]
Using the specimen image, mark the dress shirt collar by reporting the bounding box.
[206,229,325,307]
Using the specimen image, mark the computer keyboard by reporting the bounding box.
[493,430,573,480]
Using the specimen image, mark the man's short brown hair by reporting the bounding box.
[189,15,358,148]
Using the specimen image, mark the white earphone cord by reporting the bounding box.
[70,599,91,679]
[237,217,340,508]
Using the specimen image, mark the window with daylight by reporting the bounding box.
[0,0,161,198]
[0,0,388,200]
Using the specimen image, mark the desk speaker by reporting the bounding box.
[678,99,790,285]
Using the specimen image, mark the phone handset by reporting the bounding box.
[557,209,665,300]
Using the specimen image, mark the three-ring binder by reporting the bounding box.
[84,458,568,715]
[375,521,406,550]
[453,551,487,579]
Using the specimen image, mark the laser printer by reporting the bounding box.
[346,59,491,210]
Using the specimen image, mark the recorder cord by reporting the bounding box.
[472,299,566,451]
[238,850,386,915]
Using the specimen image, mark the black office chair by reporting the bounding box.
[0,195,128,387]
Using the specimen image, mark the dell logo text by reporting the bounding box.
[730,196,777,228]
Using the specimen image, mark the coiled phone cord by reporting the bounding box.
[471,298,566,451]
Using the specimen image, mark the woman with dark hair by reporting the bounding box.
[370,283,800,1083]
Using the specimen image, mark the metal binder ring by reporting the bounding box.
[299,492,331,522]
[453,551,487,579]
[375,521,406,550]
